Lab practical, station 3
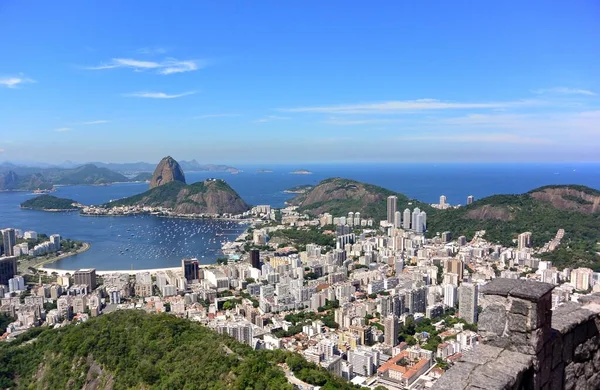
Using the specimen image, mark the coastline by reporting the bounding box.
[21,242,91,272]
[21,207,80,212]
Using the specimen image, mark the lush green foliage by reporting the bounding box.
[20,194,79,210]
[427,191,600,270]
[105,179,247,212]
[270,226,336,251]
[0,314,14,333]
[106,181,187,207]
[295,178,432,222]
[0,310,354,389]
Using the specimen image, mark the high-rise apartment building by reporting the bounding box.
[402,208,411,230]
[50,234,61,251]
[74,268,97,290]
[518,232,532,250]
[439,195,447,208]
[1,229,16,257]
[445,259,464,281]
[387,196,397,224]
[384,315,399,347]
[458,282,478,324]
[570,268,594,291]
[394,211,402,228]
[182,258,200,282]
[467,195,474,205]
[443,284,457,308]
[411,208,421,232]
[250,249,260,269]
[0,256,17,285]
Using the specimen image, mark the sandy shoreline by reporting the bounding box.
[20,242,91,272]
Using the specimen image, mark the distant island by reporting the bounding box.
[257,169,273,173]
[20,195,82,211]
[284,184,314,194]
[290,169,312,175]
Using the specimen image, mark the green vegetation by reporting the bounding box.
[0,310,358,389]
[561,194,593,205]
[427,189,600,270]
[269,226,336,251]
[395,314,475,352]
[284,184,314,193]
[0,314,14,333]
[106,181,187,208]
[294,178,431,222]
[105,179,249,214]
[20,194,80,210]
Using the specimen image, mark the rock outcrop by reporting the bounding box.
[149,156,186,189]
[529,186,600,214]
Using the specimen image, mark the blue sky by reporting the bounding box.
[1,1,599,164]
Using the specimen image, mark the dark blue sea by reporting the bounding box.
[1,163,599,270]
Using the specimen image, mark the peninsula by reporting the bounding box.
[82,156,250,217]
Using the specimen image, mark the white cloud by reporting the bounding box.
[81,120,110,125]
[533,87,596,96]
[124,91,196,99]
[281,99,539,114]
[0,76,35,88]
[0,148,4,153]
[55,128,71,132]
[255,115,290,123]
[396,133,553,145]
[194,114,239,119]
[86,58,205,75]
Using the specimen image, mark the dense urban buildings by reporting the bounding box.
[1,197,599,389]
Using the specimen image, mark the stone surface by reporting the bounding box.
[434,280,600,390]
[552,302,596,333]
[480,278,554,302]
[149,156,186,189]
[478,304,508,337]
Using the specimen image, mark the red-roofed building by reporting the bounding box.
[377,347,433,389]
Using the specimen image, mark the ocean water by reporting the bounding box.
[1,163,599,270]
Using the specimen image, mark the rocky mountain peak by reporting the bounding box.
[149,156,186,189]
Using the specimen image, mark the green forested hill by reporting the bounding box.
[427,186,600,270]
[20,194,79,210]
[105,179,250,214]
[293,178,432,221]
[0,310,359,389]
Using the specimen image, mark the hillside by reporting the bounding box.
[20,195,80,211]
[107,179,250,214]
[50,164,129,185]
[0,171,53,191]
[0,164,134,190]
[0,310,357,389]
[291,178,431,221]
[427,185,600,270]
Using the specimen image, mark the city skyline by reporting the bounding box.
[1,1,599,164]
